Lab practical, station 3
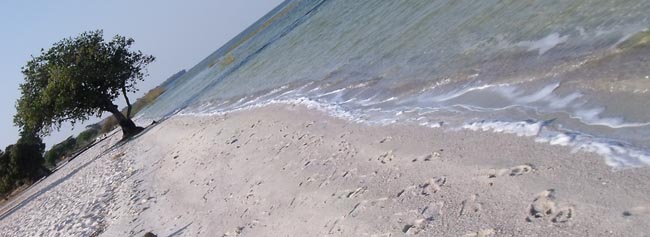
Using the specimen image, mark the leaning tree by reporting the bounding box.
[15,30,155,138]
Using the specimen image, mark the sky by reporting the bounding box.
[0,0,284,149]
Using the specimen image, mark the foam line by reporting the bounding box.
[171,81,650,169]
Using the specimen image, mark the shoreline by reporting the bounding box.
[1,104,649,236]
[179,96,650,169]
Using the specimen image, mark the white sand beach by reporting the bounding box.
[1,104,650,236]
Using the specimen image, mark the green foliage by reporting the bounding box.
[131,86,166,115]
[76,128,99,148]
[6,30,155,198]
[0,132,49,197]
[44,136,77,167]
[0,148,14,195]
[45,140,70,167]
[10,133,46,181]
[42,85,164,167]
[14,30,155,136]
[40,83,164,166]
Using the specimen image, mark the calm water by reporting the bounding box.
[141,0,650,168]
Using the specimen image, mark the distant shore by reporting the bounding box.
[1,104,649,236]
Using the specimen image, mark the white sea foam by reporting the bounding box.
[541,132,650,168]
[479,83,650,129]
[462,120,543,137]
[418,120,444,128]
[572,108,650,128]
[428,84,498,102]
[178,97,362,125]
[175,80,650,169]
[545,133,573,146]
[379,96,398,103]
[462,119,650,168]
[317,88,346,97]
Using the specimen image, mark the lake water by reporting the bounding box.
[140,0,650,168]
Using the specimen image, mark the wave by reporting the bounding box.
[173,80,650,169]
[140,0,650,169]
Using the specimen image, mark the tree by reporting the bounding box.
[0,131,49,198]
[14,30,155,138]
[0,148,13,199]
[10,131,48,182]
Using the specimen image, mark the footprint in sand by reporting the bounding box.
[420,177,447,196]
[528,189,555,220]
[379,136,393,144]
[397,177,447,198]
[551,206,575,223]
[222,226,245,236]
[341,168,357,178]
[375,150,395,164]
[489,164,534,178]
[250,119,262,128]
[402,217,434,235]
[459,194,483,217]
[226,137,239,145]
[526,189,574,223]
[464,228,496,237]
[623,206,650,218]
[508,165,534,176]
[421,201,445,220]
[344,197,389,218]
[333,187,368,199]
[412,151,441,162]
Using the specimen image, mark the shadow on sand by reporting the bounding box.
[0,119,167,221]
[167,222,193,237]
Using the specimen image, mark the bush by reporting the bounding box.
[44,136,76,167]
[0,149,13,196]
[76,128,99,149]
[0,133,48,197]
[130,86,166,115]
[100,116,119,134]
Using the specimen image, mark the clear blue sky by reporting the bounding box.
[0,0,284,149]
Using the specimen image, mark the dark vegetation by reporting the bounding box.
[1,73,181,200]
[44,69,184,168]
[44,84,173,167]
[1,28,186,200]
[14,30,155,139]
[0,131,50,200]
[98,69,183,134]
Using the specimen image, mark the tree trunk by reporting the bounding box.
[106,104,143,139]
[121,85,133,119]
